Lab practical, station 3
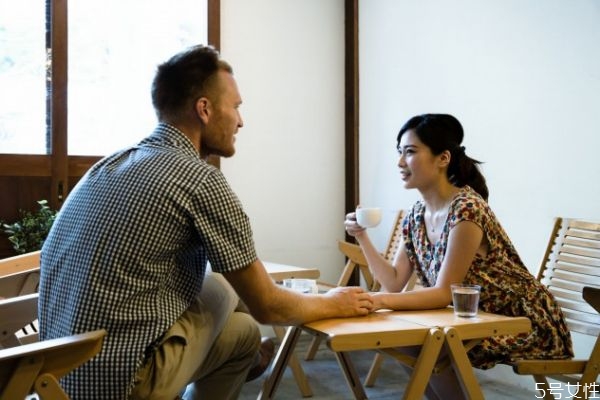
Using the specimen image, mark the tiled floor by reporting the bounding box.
[239,334,542,399]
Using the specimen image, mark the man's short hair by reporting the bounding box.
[151,45,233,123]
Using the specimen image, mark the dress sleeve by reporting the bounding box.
[448,191,491,232]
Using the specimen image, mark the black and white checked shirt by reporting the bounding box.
[39,123,257,399]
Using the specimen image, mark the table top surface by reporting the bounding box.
[303,307,531,351]
[263,261,321,281]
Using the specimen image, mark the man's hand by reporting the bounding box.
[323,286,374,316]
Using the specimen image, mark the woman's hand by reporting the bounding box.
[344,211,367,238]
[369,292,393,312]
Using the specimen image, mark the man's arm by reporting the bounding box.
[223,259,373,325]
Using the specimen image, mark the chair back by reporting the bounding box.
[537,218,600,337]
[0,269,40,298]
[0,251,41,277]
[382,210,404,263]
[0,252,42,345]
[0,293,39,348]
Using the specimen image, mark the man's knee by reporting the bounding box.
[227,311,261,356]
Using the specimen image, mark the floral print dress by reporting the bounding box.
[402,186,573,368]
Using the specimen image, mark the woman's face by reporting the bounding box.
[397,129,444,190]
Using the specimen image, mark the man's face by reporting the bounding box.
[200,70,244,158]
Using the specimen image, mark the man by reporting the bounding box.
[39,45,373,400]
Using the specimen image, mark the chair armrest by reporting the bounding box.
[0,329,107,378]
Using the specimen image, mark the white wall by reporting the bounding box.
[220,0,346,285]
[219,0,600,389]
[360,0,600,389]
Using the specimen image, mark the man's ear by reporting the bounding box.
[195,97,210,124]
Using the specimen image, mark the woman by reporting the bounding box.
[345,113,573,399]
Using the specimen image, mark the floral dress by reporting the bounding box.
[402,186,573,368]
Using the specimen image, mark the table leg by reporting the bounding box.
[333,351,369,400]
[271,325,313,397]
[403,328,445,400]
[258,326,304,400]
[444,327,485,400]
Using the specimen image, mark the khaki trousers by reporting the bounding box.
[130,272,261,400]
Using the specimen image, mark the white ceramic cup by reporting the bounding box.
[356,207,382,228]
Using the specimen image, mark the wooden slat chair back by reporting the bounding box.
[0,250,41,299]
[0,293,39,349]
[0,268,40,299]
[0,329,107,400]
[0,253,108,399]
[0,251,42,345]
[0,250,41,277]
[512,217,600,399]
[305,210,409,361]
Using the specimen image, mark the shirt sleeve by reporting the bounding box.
[192,169,258,273]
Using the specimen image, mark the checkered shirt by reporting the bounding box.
[38,123,257,399]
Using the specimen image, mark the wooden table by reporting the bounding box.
[259,307,531,400]
[263,261,320,282]
[263,261,321,397]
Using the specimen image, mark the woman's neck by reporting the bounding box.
[422,183,460,213]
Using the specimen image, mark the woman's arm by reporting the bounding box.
[371,220,485,311]
[345,212,414,293]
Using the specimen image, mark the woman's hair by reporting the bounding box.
[396,114,489,201]
[151,44,233,123]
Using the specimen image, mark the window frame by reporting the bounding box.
[0,0,220,257]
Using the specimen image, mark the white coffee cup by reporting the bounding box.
[356,207,382,228]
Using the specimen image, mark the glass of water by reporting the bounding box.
[451,284,481,317]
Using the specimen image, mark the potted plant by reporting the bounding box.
[2,200,58,254]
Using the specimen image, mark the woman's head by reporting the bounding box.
[396,114,489,201]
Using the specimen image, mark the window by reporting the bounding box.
[0,0,218,258]
[68,0,208,155]
[0,0,209,156]
[0,1,47,154]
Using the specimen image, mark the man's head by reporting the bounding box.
[151,45,243,158]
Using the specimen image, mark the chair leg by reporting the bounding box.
[336,261,357,287]
[2,354,43,399]
[364,352,384,387]
[271,325,312,397]
[259,326,303,400]
[334,351,369,400]
[304,335,321,361]
[35,373,70,400]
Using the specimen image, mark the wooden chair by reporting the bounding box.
[0,253,107,399]
[511,217,600,399]
[0,250,41,277]
[0,329,107,400]
[0,293,40,348]
[305,210,410,361]
[0,267,40,299]
[0,251,42,345]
